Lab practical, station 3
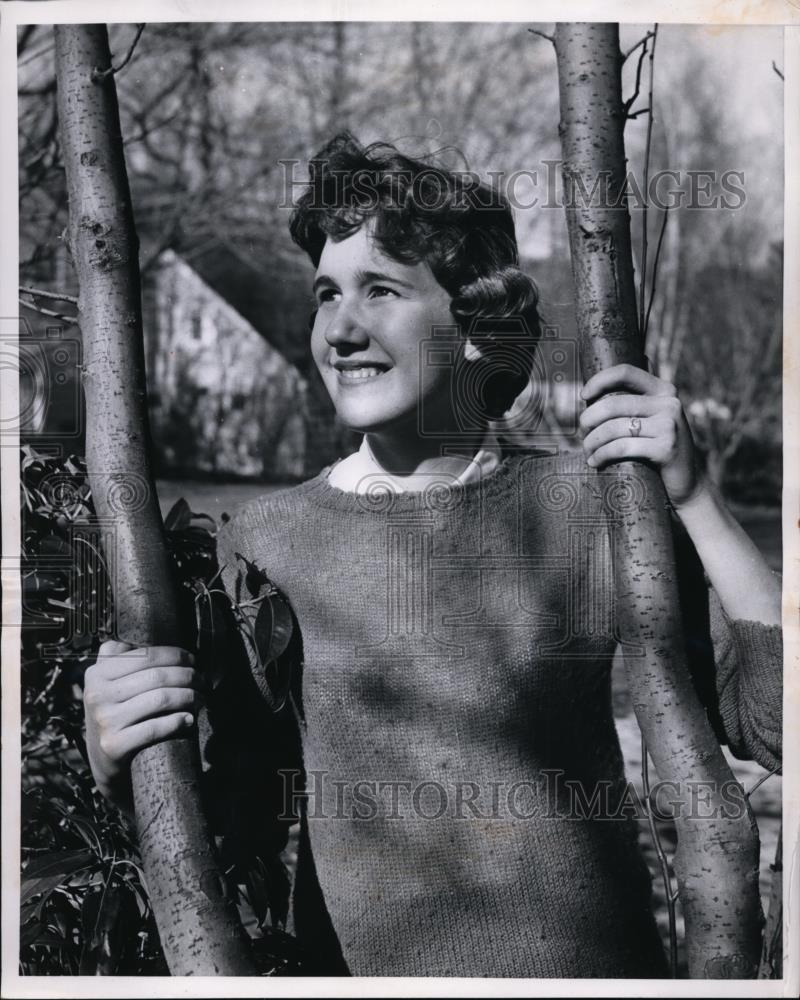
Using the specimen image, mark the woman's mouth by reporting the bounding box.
[333,364,390,381]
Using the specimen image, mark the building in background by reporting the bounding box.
[143,251,348,481]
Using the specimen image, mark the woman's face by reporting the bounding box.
[310,225,459,436]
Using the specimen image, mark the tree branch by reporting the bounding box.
[19,285,78,305]
[623,30,652,115]
[638,24,659,339]
[91,24,145,82]
[622,30,655,62]
[527,27,555,45]
[641,735,678,976]
[19,297,78,326]
[643,206,670,341]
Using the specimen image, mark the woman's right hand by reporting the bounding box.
[84,640,203,812]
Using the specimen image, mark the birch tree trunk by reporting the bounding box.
[54,24,255,975]
[553,22,762,978]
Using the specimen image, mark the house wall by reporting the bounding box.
[144,251,310,481]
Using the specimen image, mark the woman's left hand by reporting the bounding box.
[579,363,702,509]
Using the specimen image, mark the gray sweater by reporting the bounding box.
[213,448,782,977]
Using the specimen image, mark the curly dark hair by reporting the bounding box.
[289,132,541,420]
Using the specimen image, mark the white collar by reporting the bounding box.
[326,426,503,494]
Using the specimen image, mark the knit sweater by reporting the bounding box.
[213,448,783,978]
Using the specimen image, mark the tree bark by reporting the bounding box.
[758,831,782,978]
[553,22,762,978]
[54,24,255,975]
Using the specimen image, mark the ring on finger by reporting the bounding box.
[628,416,642,438]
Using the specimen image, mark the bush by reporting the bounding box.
[19,446,300,975]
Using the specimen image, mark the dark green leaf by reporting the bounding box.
[39,535,72,556]
[163,497,192,532]
[236,552,269,600]
[20,919,64,948]
[253,597,274,670]
[268,596,293,662]
[22,848,95,904]
[23,572,66,596]
[165,497,216,533]
[196,588,232,690]
[21,874,73,909]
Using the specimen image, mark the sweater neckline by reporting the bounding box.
[296,448,562,514]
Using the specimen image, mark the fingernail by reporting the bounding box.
[183,713,194,727]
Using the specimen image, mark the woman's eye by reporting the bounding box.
[368,286,397,299]
[317,288,339,304]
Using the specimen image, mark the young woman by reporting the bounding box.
[84,134,782,978]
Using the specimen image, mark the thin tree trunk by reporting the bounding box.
[553,22,761,978]
[54,24,255,975]
[758,830,782,977]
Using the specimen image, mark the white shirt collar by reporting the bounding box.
[326,426,503,494]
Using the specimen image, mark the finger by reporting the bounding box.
[586,436,670,468]
[579,393,665,435]
[95,646,196,680]
[581,363,671,402]
[98,639,135,657]
[583,415,657,455]
[110,666,202,703]
[107,687,203,731]
[100,713,196,762]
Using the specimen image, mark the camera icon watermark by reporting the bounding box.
[1,317,83,444]
[417,320,580,442]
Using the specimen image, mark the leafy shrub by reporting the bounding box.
[19,446,301,975]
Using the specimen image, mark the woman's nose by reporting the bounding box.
[323,298,369,349]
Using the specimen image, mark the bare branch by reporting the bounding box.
[641,734,678,976]
[19,285,78,305]
[18,79,57,98]
[643,207,670,340]
[91,24,145,82]
[19,297,78,326]
[772,60,784,81]
[638,24,659,339]
[622,30,655,62]
[746,766,780,800]
[626,105,651,121]
[17,25,37,58]
[17,40,55,69]
[527,27,555,45]
[623,31,652,115]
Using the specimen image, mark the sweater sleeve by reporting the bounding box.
[671,516,783,773]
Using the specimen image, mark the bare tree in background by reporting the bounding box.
[637,44,782,496]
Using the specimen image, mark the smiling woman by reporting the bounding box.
[292,132,541,477]
[81,131,783,979]
[310,225,458,437]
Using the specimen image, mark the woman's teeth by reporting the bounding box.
[338,367,386,380]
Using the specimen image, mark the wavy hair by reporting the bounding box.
[289,132,541,419]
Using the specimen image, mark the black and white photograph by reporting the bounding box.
[1,0,797,993]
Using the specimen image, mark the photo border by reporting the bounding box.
[2,2,798,997]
